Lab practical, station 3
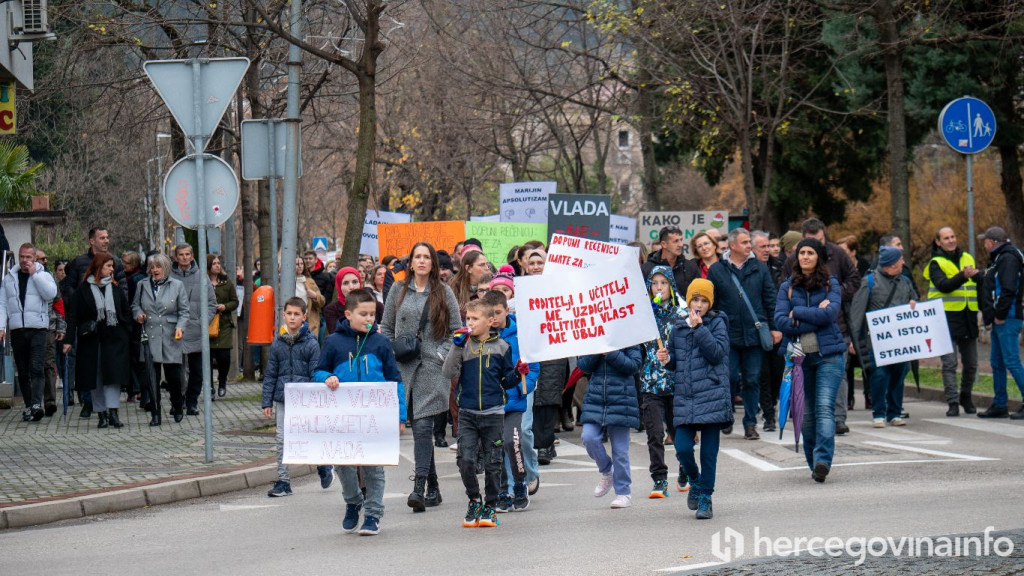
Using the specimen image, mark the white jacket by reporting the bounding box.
[0,262,58,330]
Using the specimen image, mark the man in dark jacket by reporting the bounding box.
[67,228,127,294]
[752,230,784,431]
[642,226,686,290]
[976,226,1024,419]
[707,228,779,440]
[303,251,334,304]
[924,227,981,417]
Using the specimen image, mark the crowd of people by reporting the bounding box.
[4,216,1023,532]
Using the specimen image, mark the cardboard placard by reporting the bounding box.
[359,210,413,257]
[544,233,639,273]
[464,221,548,268]
[609,214,637,245]
[866,299,953,367]
[376,221,465,260]
[499,181,556,223]
[638,211,728,256]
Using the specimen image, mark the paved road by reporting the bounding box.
[3,396,1023,575]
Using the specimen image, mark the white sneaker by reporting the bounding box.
[610,494,632,509]
[448,442,458,452]
[594,473,613,497]
[872,418,885,428]
[888,417,906,427]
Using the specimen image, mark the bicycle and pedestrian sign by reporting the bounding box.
[938,96,996,154]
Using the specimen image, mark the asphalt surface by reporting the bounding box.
[2,396,1023,575]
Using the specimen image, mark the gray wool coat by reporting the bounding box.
[381,280,461,420]
[132,277,190,364]
[170,262,217,355]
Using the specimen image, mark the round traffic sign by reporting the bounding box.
[938,96,996,154]
[163,154,240,229]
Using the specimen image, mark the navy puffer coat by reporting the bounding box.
[774,276,845,357]
[666,311,733,428]
[578,346,643,428]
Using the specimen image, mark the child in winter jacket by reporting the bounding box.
[578,345,643,509]
[314,289,407,536]
[659,278,731,520]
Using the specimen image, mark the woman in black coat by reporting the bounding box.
[64,253,132,429]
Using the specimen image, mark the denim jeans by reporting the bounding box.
[581,423,631,496]
[990,318,1024,408]
[674,425,721,496]
[339,465,386,519]
[411,417,438,478]
[729,345,764,427]
[870,361,909,421]
[274,401,290,482]
[800,353,845,470]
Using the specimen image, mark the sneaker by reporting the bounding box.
[358,515,380,536]
[743,425,760,440]
[31,404,44,421]
[696,494,714,520]
[763,419,777,432]
[553,435,561,445]
[649,480,669,499]
[449,442,459,452]
[477,504,499,527]
[495,493,512,513]
[594,472,613,497]
[513,482,529,511]
[687,489,699,511]
[22,408,32,422]
[610,494,632,509]
[318,466,335,489]
[267,481,293,497]
[463,499,482,528]
[527,477,540,495]
[677,468,690,493]
[342,503,362,533]
[872,418,886,428]
[888,417,906,427]
[811,462,830,483]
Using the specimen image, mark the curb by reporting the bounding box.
[0,462,315,531]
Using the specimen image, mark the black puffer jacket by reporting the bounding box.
[533,358,569,407]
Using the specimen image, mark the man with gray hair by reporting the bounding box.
[171,243,217,415]
[976,226,1024,419]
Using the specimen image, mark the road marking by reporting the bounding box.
[774,458,992,471]
[861,440,996,461]
[382,492,409,500]
[924,418,1024,439]
[438,466,648,479]
[720,448,782,471]
[655,561,725,573]
[854,426,949,443]
[219,504,280,511]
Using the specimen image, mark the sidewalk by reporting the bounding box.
[0,382,312,529]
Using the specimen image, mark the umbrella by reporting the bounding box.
[60,349,69,416]
[790,355,806,453]
[778,357,794,438]
[140,326,161,421]
[911,359,920,393]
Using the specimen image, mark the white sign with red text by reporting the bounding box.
[544,233,639,274]
[867,299,952,367]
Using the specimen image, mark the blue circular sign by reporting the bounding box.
[938,96,996,154]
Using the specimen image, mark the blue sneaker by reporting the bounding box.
[267,481,292,497]
[513,482,529,511]
[696,494,713,520]
[358,515,380,536]
[318,466,335,489]
[687,489,699,511]
[495,492,512,513]
[342,503,362,533]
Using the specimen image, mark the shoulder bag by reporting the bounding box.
[732,273,773,351]
[392,294,430,362]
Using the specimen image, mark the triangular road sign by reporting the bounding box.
[144,58,250,144]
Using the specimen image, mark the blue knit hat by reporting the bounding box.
[878,245,902,268]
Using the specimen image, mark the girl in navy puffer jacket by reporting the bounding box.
[578,345,642,509]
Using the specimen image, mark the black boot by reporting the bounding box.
[960,392,976,414]
[97,411,109,429]
[407,476,427,512]
[946,402,959,417]
[80,401,93,419]
[149,409,162,427]
[537,447,552,465]
[108,408,124,428]
[560,408,574,432]
[425,474,442,507]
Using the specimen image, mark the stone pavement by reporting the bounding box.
[684,529,1024,575]
[0,382,277,506]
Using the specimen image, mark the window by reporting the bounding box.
[618,130,630,149]
[619,182,631,198]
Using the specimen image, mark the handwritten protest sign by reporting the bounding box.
[465,221,548,266]
[282,382,400,466]
[470,214,501,222]
[609,214,637,245]
[516,260,658,363]
[638,211,728,256]
[544,233,639,274]
[547,193,611,241]
[500,181,555,223]
[377,221,465,260]
[866,299,952,367]
[359,210,412,257]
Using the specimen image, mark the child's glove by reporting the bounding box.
[515,360,530,375]
[452,327,470,347]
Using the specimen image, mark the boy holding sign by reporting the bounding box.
[443,299,529,528]
[314,290,408,536]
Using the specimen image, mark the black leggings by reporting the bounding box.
[533,405,560,450]
[211,348,232,387]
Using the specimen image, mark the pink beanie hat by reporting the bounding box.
[489,264,516,292]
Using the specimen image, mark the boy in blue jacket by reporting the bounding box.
[314,290,407,536]
[442,298,528,528]
[262,297,333,498]
[483,290,539,513]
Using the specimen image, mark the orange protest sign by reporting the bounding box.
[376,221,466,260]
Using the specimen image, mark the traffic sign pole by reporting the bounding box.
[938,95,996,259]
[967,154,975,257]
[268,124,280,329]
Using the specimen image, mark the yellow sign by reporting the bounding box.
[0,82,14,134]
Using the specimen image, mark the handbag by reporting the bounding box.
[787,284,821,354]
[392,297,430,362]
[208,313,221,339]
[731,273,773,351]
[77,319,97,337]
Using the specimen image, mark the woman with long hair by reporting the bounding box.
[208,254,239,398]
[681,232,720,294]
[64,252,133,429]
[369,264,387,303]
[514,241,546,276]
[381,242,461,513]
[449,250,490,312]
[774,238,845,484]
[294,257,325,335]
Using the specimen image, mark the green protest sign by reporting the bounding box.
[464,221,548,267]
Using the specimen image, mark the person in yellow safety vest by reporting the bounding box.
[923,226,982,417]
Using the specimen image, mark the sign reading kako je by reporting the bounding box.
[515,260,658,363]
[866,299,952,367]
[282,382,400,466]
[544,233,639,273]
[639,211,728,256]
